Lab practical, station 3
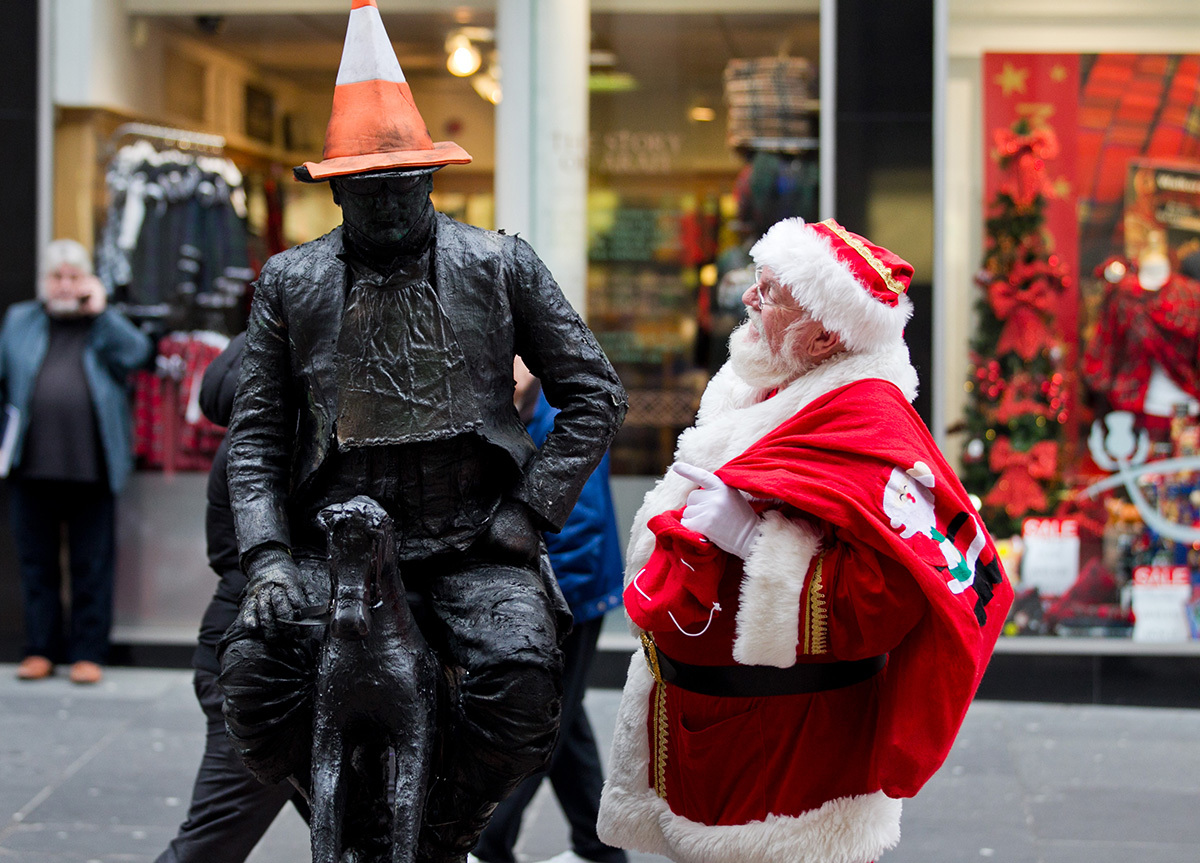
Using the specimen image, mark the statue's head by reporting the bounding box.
[330,168,436,247]
[292,1,470,202]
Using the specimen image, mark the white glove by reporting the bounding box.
[672,462,762,559]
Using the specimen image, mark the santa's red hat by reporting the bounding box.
[750,218,914,353]
[295,0,472,182]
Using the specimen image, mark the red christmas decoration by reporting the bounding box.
[984,438,1059,517]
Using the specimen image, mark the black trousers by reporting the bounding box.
[8,478,115,664]
[155,669,310,863]
[473,615,627,863]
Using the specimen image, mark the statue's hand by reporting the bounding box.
[240,545,309,639]
[486,498,541,566]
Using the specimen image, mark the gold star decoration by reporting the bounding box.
[994,62,1030,97]
[1050,64,1068,83]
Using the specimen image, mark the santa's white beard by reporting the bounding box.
[727,316,813,389]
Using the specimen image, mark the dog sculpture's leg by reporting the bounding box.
[311,715,349,863]
[389,699,436,862]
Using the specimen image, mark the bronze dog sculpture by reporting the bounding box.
[312,496,439,863]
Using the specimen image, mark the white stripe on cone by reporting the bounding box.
[336,4,405,86]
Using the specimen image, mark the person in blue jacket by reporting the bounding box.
[472,359,628,863]
[0,238,152,684]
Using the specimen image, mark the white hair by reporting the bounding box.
[42,239,93,278]
[727,313,819,389]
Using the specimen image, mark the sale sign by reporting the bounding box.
[1132,565,1193,642]
[1020,517,1080,596]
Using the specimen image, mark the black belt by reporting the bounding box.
[650,644,886,698]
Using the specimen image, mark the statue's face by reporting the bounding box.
[334,172,434,246]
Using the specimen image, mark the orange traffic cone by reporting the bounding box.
[296,0,472,182]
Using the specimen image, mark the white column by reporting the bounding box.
[496,0,590,316]
[38,0,53,255]
[932,0,948,448]
[818,0,836,220]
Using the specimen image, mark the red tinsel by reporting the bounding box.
[984,438,1058,517]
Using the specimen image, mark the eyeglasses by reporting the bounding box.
[753,267,801,311]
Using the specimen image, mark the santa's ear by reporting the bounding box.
[906,461,935,488]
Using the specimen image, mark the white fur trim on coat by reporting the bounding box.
[750,218,913,354]
[733,512,822,667]
[622,343,918,637]
[598,654,903,863]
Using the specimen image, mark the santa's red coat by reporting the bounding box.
[598,344,1013,863]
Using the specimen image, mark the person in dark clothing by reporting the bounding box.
[471,362,628,863]
[217,8,627,863]
[0,238,152,684]
[155,333,311,863]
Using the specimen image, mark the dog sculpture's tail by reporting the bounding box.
[314,496,440,863]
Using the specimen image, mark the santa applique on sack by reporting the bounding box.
[882,460,999,623]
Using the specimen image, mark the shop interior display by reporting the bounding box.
[971,53,1200,640]
[94,128,255,474]
[593,54,821,475]
[960,118,1072,538]
[98,134,254,336]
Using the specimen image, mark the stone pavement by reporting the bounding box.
[1,664,1198,863]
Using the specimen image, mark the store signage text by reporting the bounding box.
[595,130,683,174]
[1132,566,1191,587]
[1022,518,1078,539]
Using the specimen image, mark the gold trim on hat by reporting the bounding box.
[819,219,907,295]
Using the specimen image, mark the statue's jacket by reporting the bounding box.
[227,214,627,559]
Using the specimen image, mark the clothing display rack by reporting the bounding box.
[96,125,252,337]
[107,122,227,158]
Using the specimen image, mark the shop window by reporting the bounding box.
[962,52,1200,642]
[588,11,821,476]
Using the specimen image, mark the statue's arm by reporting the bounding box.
[507,238,628,532]
[227,267,297,561]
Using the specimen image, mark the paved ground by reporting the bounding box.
[0,664,1197,863]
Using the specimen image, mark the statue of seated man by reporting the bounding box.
[218,4,626,862]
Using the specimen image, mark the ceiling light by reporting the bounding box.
[689,106,717,122]
[472,72,502,105]
[446,33,482,77]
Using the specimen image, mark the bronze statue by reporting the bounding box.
[217,4,627,862]
[311,497,437,863]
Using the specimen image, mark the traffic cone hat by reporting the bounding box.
[295,0,472,182]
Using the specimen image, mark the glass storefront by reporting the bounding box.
[945,6,1200,645]
[46,1,827,643]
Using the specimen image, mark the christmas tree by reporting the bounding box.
[960,118,1072,537]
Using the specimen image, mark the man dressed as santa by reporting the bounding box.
[597,218,1014,863]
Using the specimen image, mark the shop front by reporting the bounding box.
[31,0,856,656]
[941,0,1200,695]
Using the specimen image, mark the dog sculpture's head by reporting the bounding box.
[318,496,394,641]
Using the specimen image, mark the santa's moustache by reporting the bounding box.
[727,312,815,390]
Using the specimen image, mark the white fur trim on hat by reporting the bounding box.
[733,512,822,667]
[751,218,913,354]
[598,655,904,863]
